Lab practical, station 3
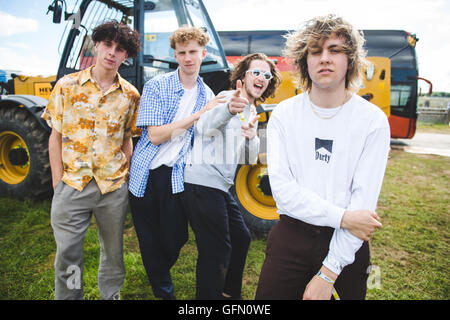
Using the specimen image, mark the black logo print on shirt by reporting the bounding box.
[315,138,333,163]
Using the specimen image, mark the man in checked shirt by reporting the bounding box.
[128,26,222,300]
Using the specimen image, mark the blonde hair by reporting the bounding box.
[283,14,368,92]
[169,26,209,49]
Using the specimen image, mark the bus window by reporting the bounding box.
[220,32,250,56]
[391,84,413,114]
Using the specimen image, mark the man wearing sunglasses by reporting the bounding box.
[181,53,281,299]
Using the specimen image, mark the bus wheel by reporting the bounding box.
[230,164,279,236]
[0,107,52,199]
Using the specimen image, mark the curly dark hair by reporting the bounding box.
[92,20,141,58]
[229,53,281,105]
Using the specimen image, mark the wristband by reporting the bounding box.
[317,271,335,284]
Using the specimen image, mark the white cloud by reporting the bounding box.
[0,47,56,76]
[0,11,39,36]
[5,42,30,49]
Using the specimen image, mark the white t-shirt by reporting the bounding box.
[267,92,391,275]
[150,85,198,170]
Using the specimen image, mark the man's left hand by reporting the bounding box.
[303,267,337,300]
[241,115,259,140]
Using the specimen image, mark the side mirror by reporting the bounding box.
[47,0,63,24]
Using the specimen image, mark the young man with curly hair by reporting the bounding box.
[43,20,141,300]
[128,26,220,300]
[255,15,391,300]
[182,53,281,299]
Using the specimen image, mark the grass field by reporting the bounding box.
[417,122,450,134]
[0,149,448,300]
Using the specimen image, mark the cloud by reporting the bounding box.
[5,42,31,49]
[0,11,39,36]
[0,47,56,76]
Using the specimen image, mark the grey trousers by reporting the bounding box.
[51,179,128,300]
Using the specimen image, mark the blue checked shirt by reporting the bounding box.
[129,69,214,197]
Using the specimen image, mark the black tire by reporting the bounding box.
[0,106,52,199]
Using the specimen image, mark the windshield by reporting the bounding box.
[143,0,226,73]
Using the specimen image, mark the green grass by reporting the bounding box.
[367,150,449,299]
[417,122,450,134]
[0,150,448,300]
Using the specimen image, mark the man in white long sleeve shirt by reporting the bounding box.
[255,15,390,300]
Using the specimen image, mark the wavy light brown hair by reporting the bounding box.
[169,26,209,49]
[283,14,368,92]
[92,20,141,58]
[230,53,281,104]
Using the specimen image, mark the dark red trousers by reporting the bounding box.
[255,215,370,300]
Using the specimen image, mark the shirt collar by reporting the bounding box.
[79,65,125,92]
[79,65,94,86]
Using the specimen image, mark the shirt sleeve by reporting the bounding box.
[136,80,164,128]
[124,90,141,139]
[195,92,233,136]
[323,124,391,275]
[41,80,64,133]
[267,111,345,229]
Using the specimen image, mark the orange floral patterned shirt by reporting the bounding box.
[42,66,141,194]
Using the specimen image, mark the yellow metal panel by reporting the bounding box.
[257,112,267,123]
[358,57,391,117]
[14,75,56,100]
[265,70,298,104]
[145,34,157,41]
[34,82,54,100]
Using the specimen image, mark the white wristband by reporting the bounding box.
[317,271,335,284]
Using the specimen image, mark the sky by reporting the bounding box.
[0,0,449,92]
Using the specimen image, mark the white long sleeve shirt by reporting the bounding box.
[267,92,390,275]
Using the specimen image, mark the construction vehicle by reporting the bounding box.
[0,71,56,99]
[0,68,57,198]
[0,0,431,236]
[218,29,432,234]
[0,0,230,200]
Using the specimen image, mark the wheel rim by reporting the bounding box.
[0,131,30,184]
[235,164,279,220]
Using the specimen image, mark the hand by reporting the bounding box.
[195,94,227,120]
[228,80,248,115]
[52,177,62,190]
[303,267,336,300]
[204,94,227,112]
[341,210,382,241]
[241,115,259,140]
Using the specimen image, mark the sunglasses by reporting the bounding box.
[246,68,273,81]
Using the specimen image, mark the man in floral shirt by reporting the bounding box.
[42,20,141,300]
